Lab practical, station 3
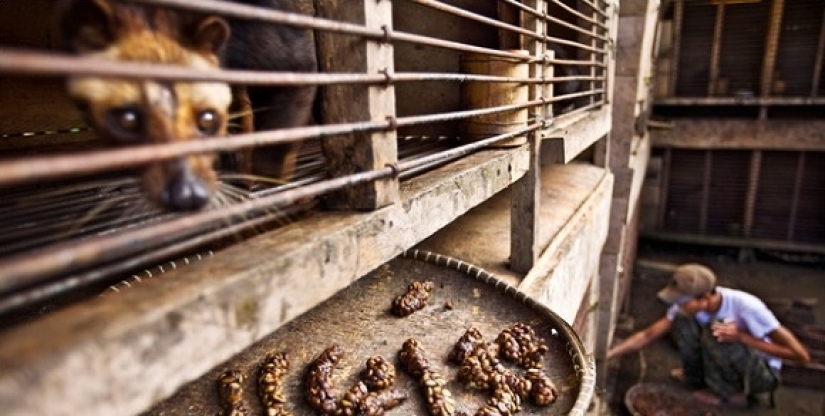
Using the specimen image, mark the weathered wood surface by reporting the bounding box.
[519,167,613,324]
[651,119,825,150]
[145,255,590,415]
[419,162,612,325]
[0,147,529,416]
[314,0,399,210]
[540,106,612,165]
[509,0,546,274]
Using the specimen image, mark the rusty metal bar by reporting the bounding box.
[134,0,382,38]
[0,48,559,84]
[136,0,610,61]
[0,96,556,187]
[579,0,610,20]
[0,48,386,85]
[0,201,313,316]
[549,0,608,30]
[405,0,604,54]
[498,0,609,42]
[0,121,541,293]
[405,0,543,43]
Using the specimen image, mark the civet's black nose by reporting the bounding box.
[162,171,211,212]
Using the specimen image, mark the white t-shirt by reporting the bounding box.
[666,287,782,370]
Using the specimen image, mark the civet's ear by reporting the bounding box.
[193,16,231,55]
[58,0,117,52]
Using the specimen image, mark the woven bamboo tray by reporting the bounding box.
[146,249,595,415]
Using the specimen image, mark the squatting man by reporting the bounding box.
[606,263,810,407]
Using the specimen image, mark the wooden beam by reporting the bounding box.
[651,119,825,151]
[510,0,545,274]
[742,150,762,238]
[540,106,612,165]
[640,231,825,255]
[314,0,399,210]
[708,1,725,96]
[670,0,684,97]
[655,96,825,106]
[787,152,806,241]
[0,147,530,416]
[811,7,825,96]
[759,0,785,119]
[699,150,712,234]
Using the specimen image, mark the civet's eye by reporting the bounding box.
[196,110,221,135]
[105,106,144,142]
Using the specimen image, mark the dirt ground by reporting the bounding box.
[605,241,825,416]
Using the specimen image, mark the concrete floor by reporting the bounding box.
[605,242,825,416]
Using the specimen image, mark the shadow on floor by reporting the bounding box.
[605,242,825,416]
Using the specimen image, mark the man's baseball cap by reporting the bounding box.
[657,263,717,304]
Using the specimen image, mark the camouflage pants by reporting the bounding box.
[671,313,779,399]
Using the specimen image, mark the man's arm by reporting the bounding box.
[607,316,672,360]
[718,324,811,363]
[741,326,810,363]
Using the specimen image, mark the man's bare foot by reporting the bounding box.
[692,389,749,407]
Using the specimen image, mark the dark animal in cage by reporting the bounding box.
[58,0,318,212]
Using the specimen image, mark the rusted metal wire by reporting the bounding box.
[550,0,608,22]
[549,0,608,30]
[498,0,609,42]
[406,0,541,42]
[0,200,312,316]
[0,48,603,85]
[0,121,540,297]
[0,99,549,186]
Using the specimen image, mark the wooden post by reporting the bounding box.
[708,1,725,96]
[759,0,785,119]
[742,150,762,238]
[509,0,545,274]
[810,8,825,96]
[314,0,399,210]
[670,0,683,97]
[787,152,806,241]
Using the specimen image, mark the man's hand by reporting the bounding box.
[711,319,739,343]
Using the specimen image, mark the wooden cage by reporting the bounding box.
[644,0,825,254]
[0,0,648,414]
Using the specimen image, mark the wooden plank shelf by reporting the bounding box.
[651,119,825,151]
[417,162,613,325]
[0,146,529,416]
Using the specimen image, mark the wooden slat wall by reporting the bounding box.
[657,148,824,249]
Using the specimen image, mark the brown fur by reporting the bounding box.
[59,0,317,211]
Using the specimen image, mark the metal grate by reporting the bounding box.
[0,0,612,316]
